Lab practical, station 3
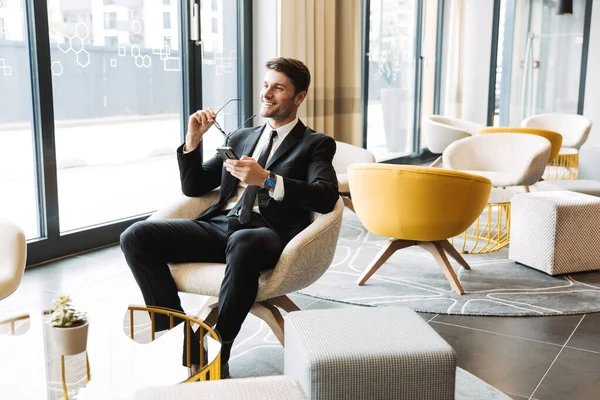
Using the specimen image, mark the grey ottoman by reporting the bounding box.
[133,376,307,399]
[509,191,600,275]
[284,307,456,400]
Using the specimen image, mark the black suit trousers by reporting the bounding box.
[120,211,284,364]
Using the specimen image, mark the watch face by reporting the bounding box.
[265,177,276,189]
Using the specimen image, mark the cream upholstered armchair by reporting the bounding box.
[522,113,593,180]
[422,115,484,167]
[332,141,375,211]
[521,113,592,150]
[149,193,344,344]
[0,219,27,301]
[443,133,551,190]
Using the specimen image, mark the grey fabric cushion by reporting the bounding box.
[284,307,456,400]
[133,376,307,400]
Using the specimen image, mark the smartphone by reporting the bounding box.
[216,146,240,161]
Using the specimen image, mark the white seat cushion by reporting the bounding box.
[134,376,307,400]
[533,179,600,197]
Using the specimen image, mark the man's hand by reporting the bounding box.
[224,156,269,186]
[185,108,217,152]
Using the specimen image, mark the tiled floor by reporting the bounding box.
[2,245,600,400]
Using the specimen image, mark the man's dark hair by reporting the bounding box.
[265,57,311,94]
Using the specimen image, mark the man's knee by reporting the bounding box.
[226,230,281,271]
[120,221,150,253]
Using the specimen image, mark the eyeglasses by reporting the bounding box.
[211,98,256,143]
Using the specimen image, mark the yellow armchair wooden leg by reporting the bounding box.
[356,239,413,286]
[418,241,465,295]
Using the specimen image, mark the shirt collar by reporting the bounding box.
[264,117,299,142]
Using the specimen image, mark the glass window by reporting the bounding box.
[163,0,171,4]
[212,0,218,12]
[163,12,171,29]
[106,36,118,46]
[104,12,117,29]
[200,0,239,158]
[0,0,41,239]
[211,18,218,34]
[365,0,417,160]
[48,0,184,232]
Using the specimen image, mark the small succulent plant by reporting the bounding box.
[49,295,88,327]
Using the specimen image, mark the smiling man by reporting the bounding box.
[120,57,338,378]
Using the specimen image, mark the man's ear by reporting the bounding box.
[294,91,307,106]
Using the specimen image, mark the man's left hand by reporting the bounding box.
[224,156,269,186]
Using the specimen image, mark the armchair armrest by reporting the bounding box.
[149,190,220,221]
[257,197,344,301]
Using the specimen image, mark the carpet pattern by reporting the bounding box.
[298,210,600,316]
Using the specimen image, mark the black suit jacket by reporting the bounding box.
[176,120,339,244]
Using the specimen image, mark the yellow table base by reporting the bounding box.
[543,151,579,180]
[451,202,511,254]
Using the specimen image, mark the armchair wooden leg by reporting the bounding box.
[195,296,218,327]
[251,302,285,345]
[265,295,300,313]
[439,240,471,270]
[429,156,443,167]
[356,239,413,286]
[342,196,355,212]
[418,241,465,295]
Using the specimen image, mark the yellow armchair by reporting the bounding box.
[348,164,491,294]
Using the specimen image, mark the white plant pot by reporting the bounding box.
[49,322,89,356]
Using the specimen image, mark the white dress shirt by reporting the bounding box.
[222,117,298,213]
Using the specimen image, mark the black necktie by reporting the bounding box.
[233,130,278,224]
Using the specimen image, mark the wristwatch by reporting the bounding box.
[263,171,277,191]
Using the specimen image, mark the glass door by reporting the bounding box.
[0,0,41,239]
[365,0,420,161]
[47,0,185,232]
[496,0,589,126]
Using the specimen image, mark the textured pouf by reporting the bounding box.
[284,307,456,400]
[509,191,600,275]
[533,179,600,197]
[133,376,307,400]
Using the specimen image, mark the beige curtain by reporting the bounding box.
[279,0,362,145]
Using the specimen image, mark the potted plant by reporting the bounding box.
[48,295,89,355]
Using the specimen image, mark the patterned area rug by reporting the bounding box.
[299,210,600,316]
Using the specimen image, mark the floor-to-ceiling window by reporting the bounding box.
[495,0,591,126]
[0,0,250,265]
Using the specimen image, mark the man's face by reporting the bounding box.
[260,70,304,121]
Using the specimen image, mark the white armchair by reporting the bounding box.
[0,219,27,301]
[422,115,484,166]
[149,194,344,344]
[333,141,375,211]
[522,113,592,149]
[443,133,551,189]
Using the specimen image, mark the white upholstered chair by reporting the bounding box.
[332,141,376,211]
[149,194,344,344]
[521,113,592,150]
[422,115,484,167]
[443,133,551,190]
[0,219,27,301]
[522,113,593,180]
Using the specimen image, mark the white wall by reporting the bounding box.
[581,1,600,179]
[252,0,279,125]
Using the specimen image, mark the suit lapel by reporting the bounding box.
[242,125,265,157]
[220,125,263,201]
[266,120,306,169]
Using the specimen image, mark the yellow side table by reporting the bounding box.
[452,188,514,254]
[543,148,579,180]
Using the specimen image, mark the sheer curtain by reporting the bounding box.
[279,0,362,145]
